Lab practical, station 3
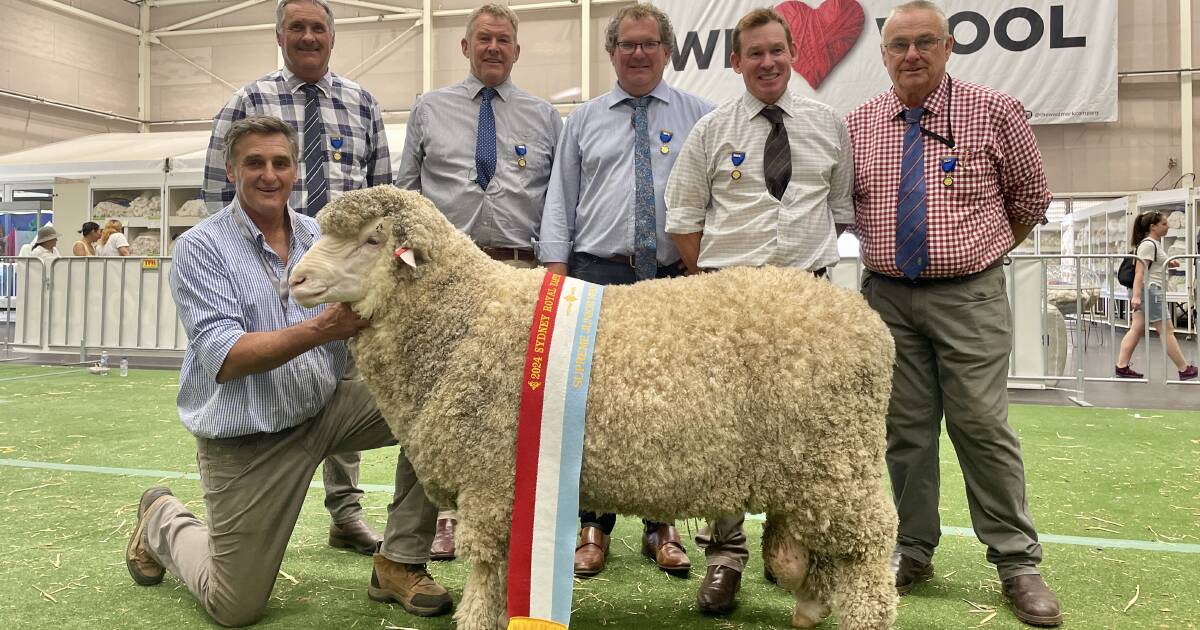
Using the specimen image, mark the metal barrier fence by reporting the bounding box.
[1,257,47,360]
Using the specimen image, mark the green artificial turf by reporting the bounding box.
[0,365,1197,629]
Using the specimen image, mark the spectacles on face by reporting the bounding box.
[882,36,944,56]
[616,40,662,54]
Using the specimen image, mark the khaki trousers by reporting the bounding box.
[696,514,750,572]
[861,267,1042,579]
[144,378,438,627]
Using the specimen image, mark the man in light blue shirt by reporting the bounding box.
[536,3,714,583]
[126,116,452,626]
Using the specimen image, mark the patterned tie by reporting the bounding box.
[895,107,928,280]
[300,83,328,216]
[475,87,498,191]
[630,96,657,281]
[760,105,791,201]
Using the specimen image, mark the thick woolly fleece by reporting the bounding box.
[313,186,899,630]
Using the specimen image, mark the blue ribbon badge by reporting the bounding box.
[516,144,527,168]
[731,151,745,180]
[659,130,673,155]
[940,156,957,187]
[331,136,344,162]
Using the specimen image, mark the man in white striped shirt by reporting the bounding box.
[127,116,451,625]
[663,8,853,616]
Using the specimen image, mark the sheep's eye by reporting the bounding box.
[365,236,381,246]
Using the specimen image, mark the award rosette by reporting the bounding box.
[507,272,604,630]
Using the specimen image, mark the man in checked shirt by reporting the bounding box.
[845,1,1060,627]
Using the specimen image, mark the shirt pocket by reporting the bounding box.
[937,147,992,204]
[503,135,552,182]
[327,133,366,190]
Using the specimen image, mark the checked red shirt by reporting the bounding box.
[845,75,1050,278]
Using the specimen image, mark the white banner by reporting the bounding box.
[654,0,1117,124]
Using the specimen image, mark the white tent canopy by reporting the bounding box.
[168,124,410,173]
[0,131,212,182]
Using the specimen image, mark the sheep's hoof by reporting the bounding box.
[792,600,830,629]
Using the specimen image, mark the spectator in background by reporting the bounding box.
[97,219,130,256]
[73,221,101,256]
[30,225,61,267]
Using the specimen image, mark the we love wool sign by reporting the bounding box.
[654,0,1116,125]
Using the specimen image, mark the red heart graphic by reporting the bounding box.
[776,0,865,90]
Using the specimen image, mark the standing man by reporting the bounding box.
[845,2,1060,627]
[201,0,393,556]
[663,7,852,615]
[536,3,713,583]
[128,116,450,626]
[396,3,562,561]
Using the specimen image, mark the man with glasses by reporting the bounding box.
[845,2,1059,626]
[536,3,713,583]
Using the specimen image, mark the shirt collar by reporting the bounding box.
[603,79,674,110]
[230,197,313,250]
[885,73,950,120]
[463,74,513,102]
[741,89,796,121]
[283,67,334,96]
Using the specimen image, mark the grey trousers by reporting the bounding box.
[696,514,751,572]
[143,378,439,627]
[861,267,1042,579]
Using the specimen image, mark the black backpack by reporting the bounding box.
[1117,239,1157,289]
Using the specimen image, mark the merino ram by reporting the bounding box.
[289,186,899,630]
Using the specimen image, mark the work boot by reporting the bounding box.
[368,555,453,617]
[1003,574,1062,627]
[892,551,933,595]
[329,517,382,555]
[429,517,456,561]
[697,565,741,615]
[127,486,174,586]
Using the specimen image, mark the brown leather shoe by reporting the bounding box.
[697,565,741,615]
[1003,574,1062,627]
[329,517,382,555]
[892,551,933,595]
[127,486,174,586]
[429,517,456,561]
[368,555,453,617]
[573,525,609,577]
[641,524,692,576]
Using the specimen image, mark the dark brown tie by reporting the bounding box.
[760,105,791,201]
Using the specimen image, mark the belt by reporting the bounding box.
[575,252,678,269]
[481,247,536,261]
[874,260,1003,286]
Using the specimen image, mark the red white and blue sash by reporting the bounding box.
[507,273,604,630]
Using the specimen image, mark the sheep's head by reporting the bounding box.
[291,186,443,312]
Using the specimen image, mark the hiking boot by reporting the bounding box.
[127,486,174,586]
[368,555,453,617]
[1179,365,1198,381]
[1114,365,1143,379]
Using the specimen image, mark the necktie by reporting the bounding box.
[299,84,328,216]
[760,105,791,201]
[895,107,929,280]
[475,87,498,191]
[630,95,657,281]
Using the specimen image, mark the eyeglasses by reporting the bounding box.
[615,40,662,54]
[882,37,944,56]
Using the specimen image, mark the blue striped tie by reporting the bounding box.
[895,107,928,280]
[300,83,328,216]
[630,96,656,281]
[475,87,497,191]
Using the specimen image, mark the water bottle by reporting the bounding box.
[99,350,109,371]
[119,357,129,377]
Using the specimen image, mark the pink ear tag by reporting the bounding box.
[394,247,417,268]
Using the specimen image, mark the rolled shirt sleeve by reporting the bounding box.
[535,111,581,264]
[828,116,855,226]
[169,235,244,381]
[664,113,712,235]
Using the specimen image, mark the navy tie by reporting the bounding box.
[300,83,328,216]
[475,87,497,191]
[630,96,656,281]
[895,107,928,280]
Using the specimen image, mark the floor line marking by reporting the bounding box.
[4,458,1198,554]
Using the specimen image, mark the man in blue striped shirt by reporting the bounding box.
[201,0,391,555]
[127,116,451,625]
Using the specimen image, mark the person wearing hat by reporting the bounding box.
[73,221,101,256]
[31,225,61,267]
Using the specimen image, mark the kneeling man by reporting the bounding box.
[126,115,451,626]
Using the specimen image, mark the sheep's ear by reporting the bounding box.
[393,246,417,268]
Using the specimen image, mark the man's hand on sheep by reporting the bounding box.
[215,303,369,383]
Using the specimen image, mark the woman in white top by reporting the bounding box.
[97,219,130,256]
[1115,211,1197,380]
[30,225,61,267]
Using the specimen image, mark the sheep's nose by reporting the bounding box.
[288,274,307,288]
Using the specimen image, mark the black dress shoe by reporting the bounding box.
[328,518,382,555]
[892,551,933,595]
[697,565,741,615]
[1003,574,1062,627]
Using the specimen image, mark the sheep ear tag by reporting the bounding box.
[394,247,417,268]
[508,274,605,630]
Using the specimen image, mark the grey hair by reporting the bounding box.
[224,115,300,165]
[276,0,336,36]
[882,0,950,38]
[604,4,676,55]
[465,3,519,41]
